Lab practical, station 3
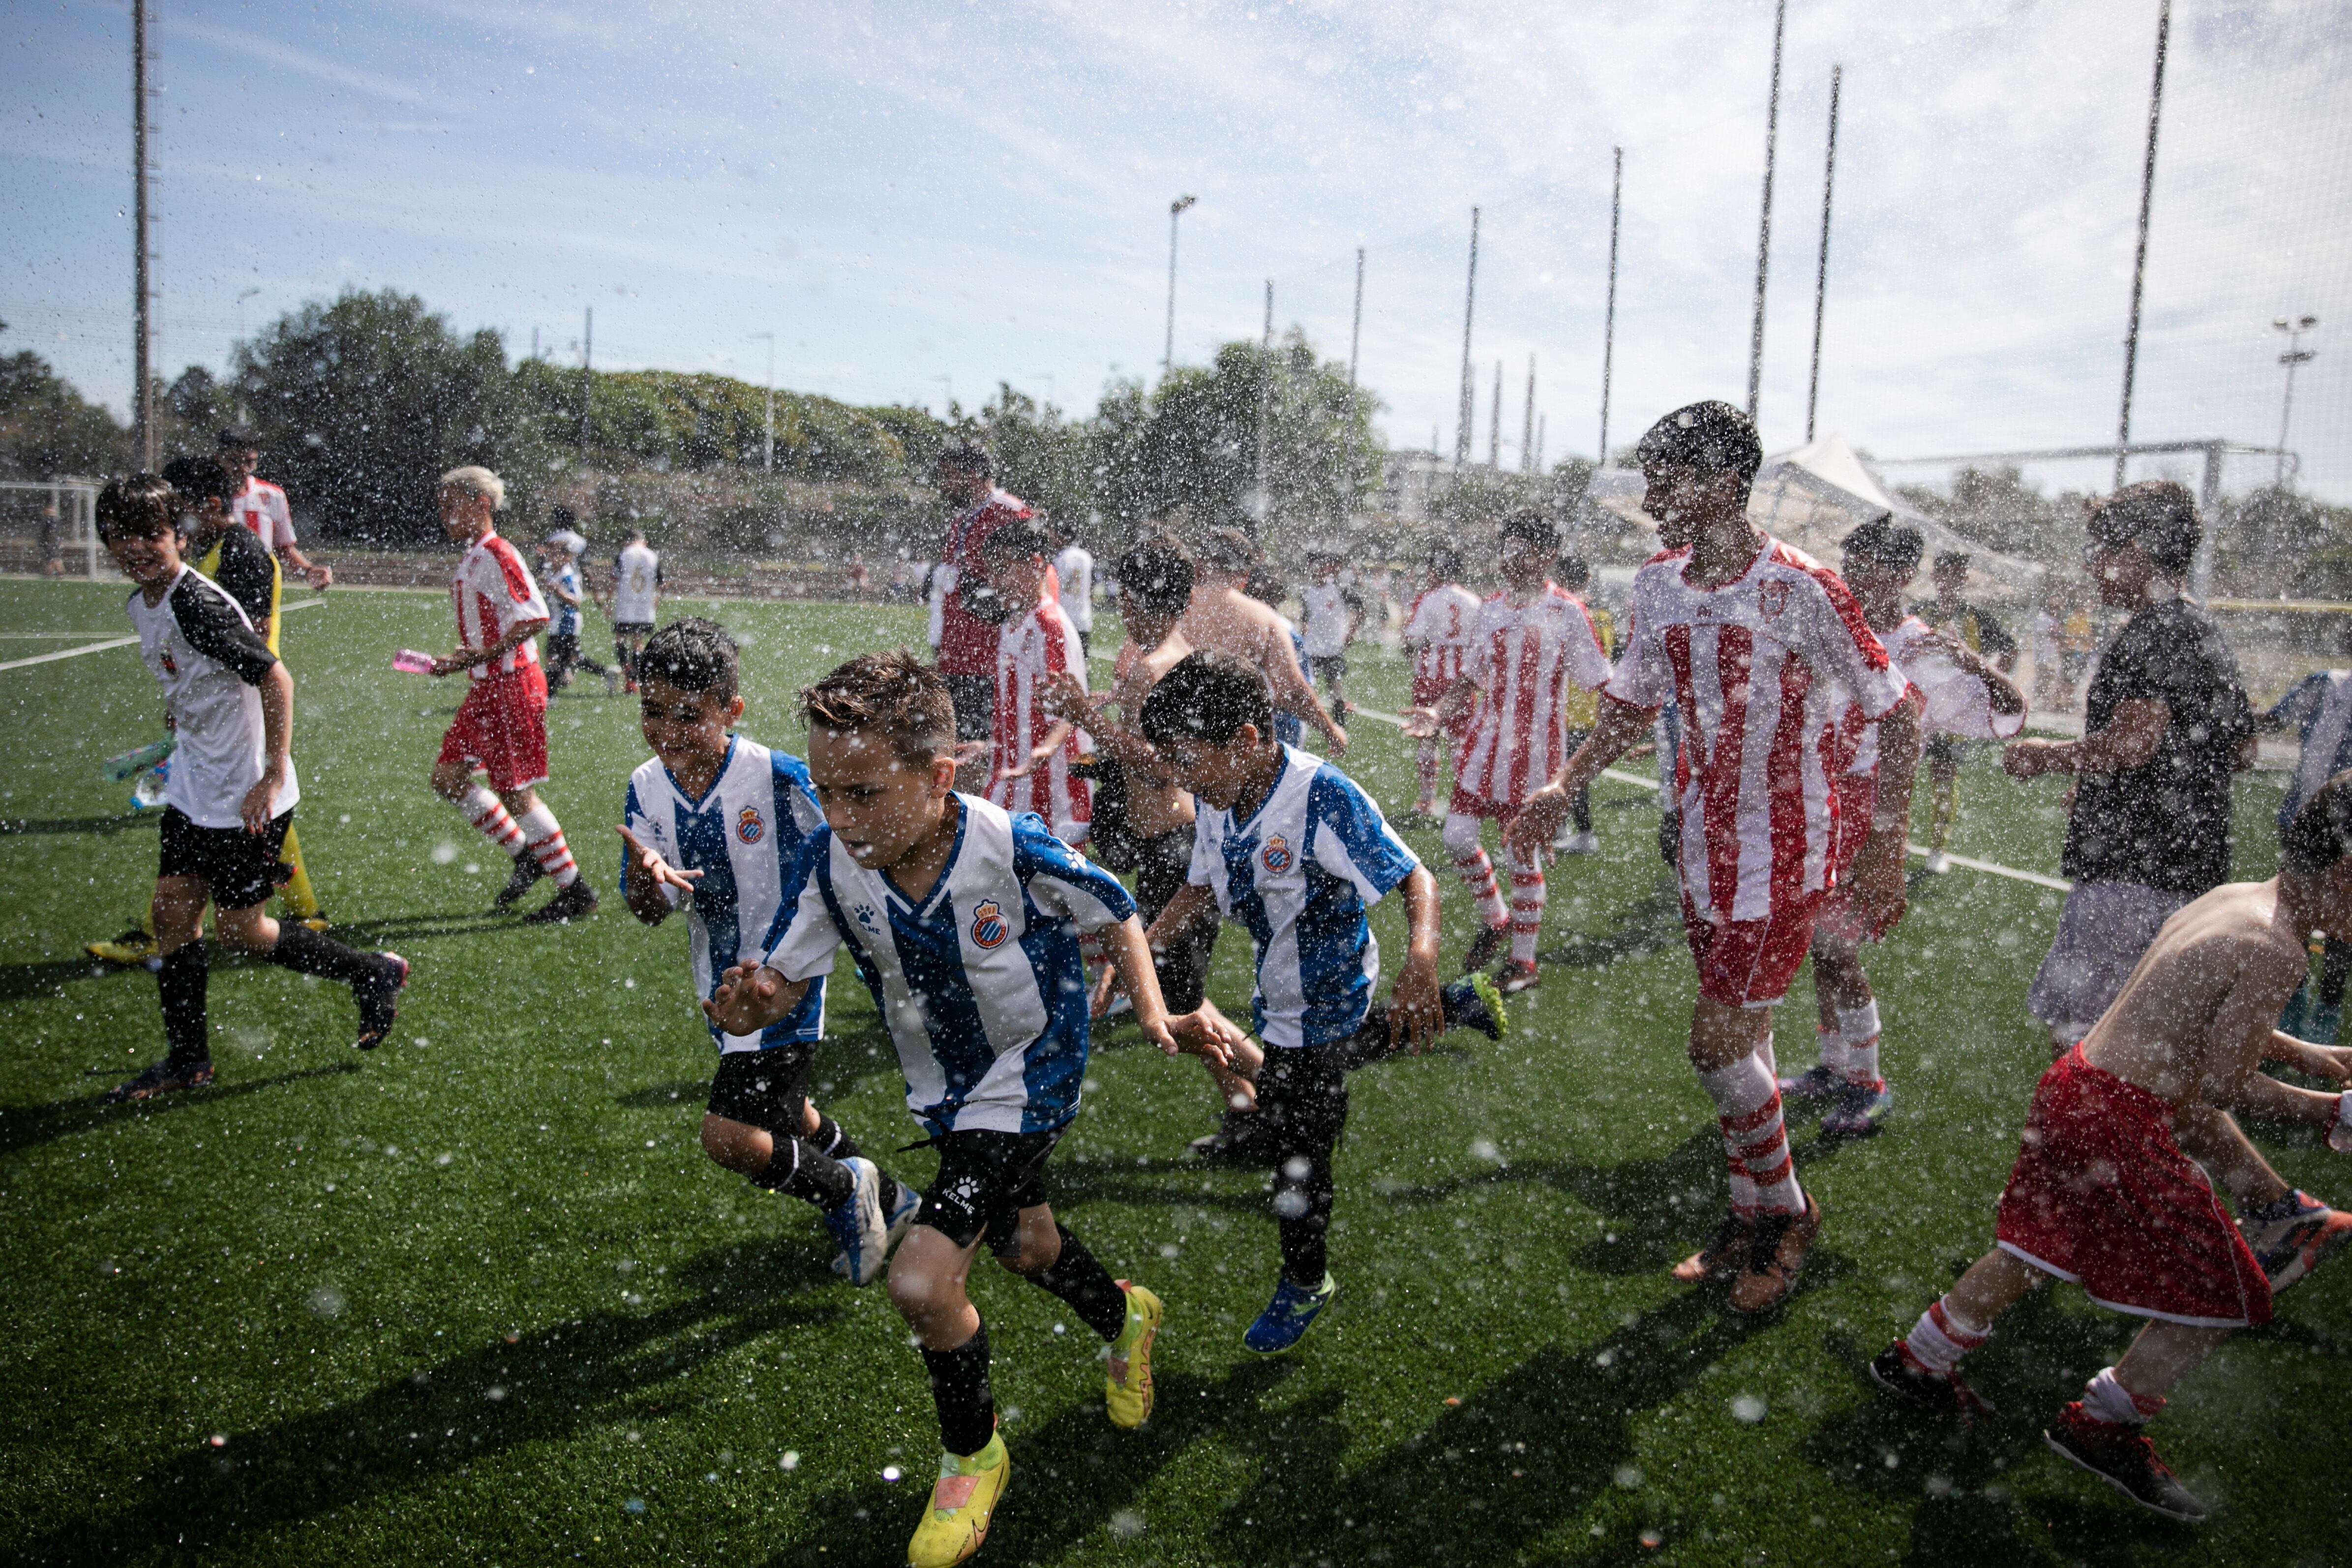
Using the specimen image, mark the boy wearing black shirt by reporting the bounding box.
[2005,482,2256,1052]
[95,475,409,1101]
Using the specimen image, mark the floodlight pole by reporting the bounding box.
[749,331,776,472]
[1489,359,1503,470]
[1599,149,1621,464]
[1256,280,1273,525]
[1806,65,1842,444]
[579,306,593,460]
[2114,0,2170,492]
[132,0,155,469]
[2273,315,2318,488]
[1164,194,1196,374]
[1346,246,1365,507]
[1521,355,1537,474]
[1746,0,1786,423]
[1456,207,1480,469]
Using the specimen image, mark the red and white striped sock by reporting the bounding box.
[1450,847,1507,930]
[458,784,527,857]
[1839,1000,1884,1088]
[1506,850,1546,965]
[1902,1295,1990,1373]
[515,804,580,889]
[1697,1053,1775,1215]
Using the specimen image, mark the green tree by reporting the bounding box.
[0,349,127,479]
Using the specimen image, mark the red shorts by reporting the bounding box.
[1994,1046,2271,1328]
[1815,773,1894,945]
[437,665,551,792]
[1412,676,1476,742]
[1682,887,1824,1009]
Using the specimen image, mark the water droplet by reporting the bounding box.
[1731,1395,1766,1424]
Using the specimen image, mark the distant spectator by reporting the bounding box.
[927,442,1034,750]
[1051,517,1095,662]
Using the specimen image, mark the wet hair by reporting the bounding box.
[979,518,1050,564]
[1197,527,1263,574]
[799,648,956,766]
[637,617,739,702]
[1139,651,1274,749]
[439,464,507,510]
[1555,553,1592,590]
[1427,543,1463,580]
[2085,480,2201,577]
[96,473,178,542]
[1242,566,1287,608]
[1933,550,1972,574]
[2282,771,2352,876]
[161,454,235,508]
[1500,507,1561,551]
[1117,537,1195,618]
[1843,514,1925,573]
[937,440,992,478]
[1634,400,1764,483]
[215,426,260,451]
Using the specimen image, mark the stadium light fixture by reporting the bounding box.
[1164,194,1197,374]
[2272,314,2319,489]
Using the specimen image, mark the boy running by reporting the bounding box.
[1780,515,2016,1138]
[604,528,662,693]
[1410,508,1612,996]
[95,475,407,1102]
[704,650,1243,1567]
[539,523,609,695]
[1140,652,1506,1353]
[618,618,918,1283]
[425,466,598,925]
[1299,551,1360,711]
[1550,554,1613,856]
[1400,544,1481,824]
[1508,402,1917,1312]
[1869,777,2352,1522]
[975,519,1090,846]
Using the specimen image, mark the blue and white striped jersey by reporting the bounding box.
[623,736,829,1054]
[1189,744,1420,1050]
[759,794,1136,1136]
[2271,670,2352,831]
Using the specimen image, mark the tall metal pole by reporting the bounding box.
[1520,355,1537,474]
[1255,280,1273,525]
[1164,194,1196,375]
[2273,315,2318,487]
[1489,359,1503,470]
[2115,0,2170,491]
[1806,65,1842,444]
[1747,0,1787,423]
[1599,149,1622,464]
[1345,246,1365,510]
[749,331,776,472]
[1455,207,1480,468]
[579,305,593,461]
[1537,413,1546,473]
[132,0,155,469]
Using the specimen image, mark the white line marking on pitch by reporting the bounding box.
[0,598,326,672]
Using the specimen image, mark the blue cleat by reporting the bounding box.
[820,1156,891,1286]
[1819,1081,1893,1139]
[1441,972,1508,1041]
[1244,1271,1337,1356]
[1777,1064,1842,1103]
[884,1173,923,1254]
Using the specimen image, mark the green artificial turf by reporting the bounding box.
[1,578,2346,1567]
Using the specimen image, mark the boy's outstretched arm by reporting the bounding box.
[2200,958,2352,1141]
[1506,696,1656,859]
[617,825,702,926]
[1100,913,1239,1069]
[703,963,810,1036]
[1387,865,1444,1054]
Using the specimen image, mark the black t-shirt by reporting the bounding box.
[200,525,279,634]
[2060,598,2252,896]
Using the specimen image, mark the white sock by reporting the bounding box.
[1839,1000,1883,1087]
[2081,1366,2163,1426]
[1903,1295,1989,1372]
[515,803,580,888]
[1756,1032,1777,1083]
[1815,1025,1851,1077]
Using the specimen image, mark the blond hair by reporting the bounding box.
[438,465,506,510]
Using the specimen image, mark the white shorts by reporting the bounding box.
[2025,880,2191,1042]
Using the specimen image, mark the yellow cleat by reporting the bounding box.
[1104,1281,1161,1429]
[300,914,332,933]
[907,1431,1009,1568]
[87,929,160,966]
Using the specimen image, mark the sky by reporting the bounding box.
[7,0,2350,503]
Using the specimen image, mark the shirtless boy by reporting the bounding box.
[1179,528,1347,758]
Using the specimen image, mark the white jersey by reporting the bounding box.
[761,795,1137,1135]
[613,543,662,624]
[450,531,548,679]
[988,598,1092,842]
[230,476,295,552]
[1844,616,2023,775]
[1301,583,1354,659]
[1452,585,1612,808]
[1404,582,1482,690]
[1054,543,1094,633]
[623,737,829,1054]
[129,566,299,828]
[1608,537,1906,922]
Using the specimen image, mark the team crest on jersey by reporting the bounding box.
[736,805,765,844]
[1261,835,1295,874]
[1758,580,1791,620]
[969,899,1009,949]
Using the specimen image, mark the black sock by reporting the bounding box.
[2323,938,2352,1008]
[269,924,380,988]
[808,1114,863,1162]
[1571,784,1593,834]
[751,1139,853,1210]
[921,1318,995,1457]
[158,940,210,1068]
[1033,1225,1129,1341]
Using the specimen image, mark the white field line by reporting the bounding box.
[1348,704,2075,894]
[0,597,325,672]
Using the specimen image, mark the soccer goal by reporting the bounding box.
[0,481,103,578]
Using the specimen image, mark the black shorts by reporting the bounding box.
[613,621,655,636]
[944,674,995,743]
[918,1126,1065,1255]
[1312,654,1347,681]
[704,1043,815,1136]
[159,805,291,911]
[1924,733,1969,768]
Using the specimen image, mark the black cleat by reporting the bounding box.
[523,879,600,925]
[1461,922,1508,975]
[105,1058,214,1103]
[1189,1110,1277,1167]
[492,852,546,910]
[2044,1403,2206,1522]
[354,952,411,1050]
[1868,1342,1997,1425]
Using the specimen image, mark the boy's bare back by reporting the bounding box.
[1107,630,1195,838]
[2080,879,2308,1106]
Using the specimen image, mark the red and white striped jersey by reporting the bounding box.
[1842,615,2022,775]
[450,531,549,679]
[231,476,295,552]
[1404,582,1483,689]
[989,597,1091,841]
[1452,585,1613,808]
[1607,537,1906,923]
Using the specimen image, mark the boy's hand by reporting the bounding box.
[2002,738,2064,780]
[1161,1006,1248,1069]
[1039,671,1096,724]
[429,648,482,679]
[618,826,703,899]
[240,766,284,834]
[703,962,787,1034]
[1387,952,1443,1055]
[1398,707,1440,739]
[1506,785,1570,860]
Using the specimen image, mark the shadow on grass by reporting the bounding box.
[0,812,159,837]
[0,1062,361,1159]
[11,1238,848,1563]
[0,957,126,1003]
[616,1080,709,1111]
[1538,872,1689,971]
